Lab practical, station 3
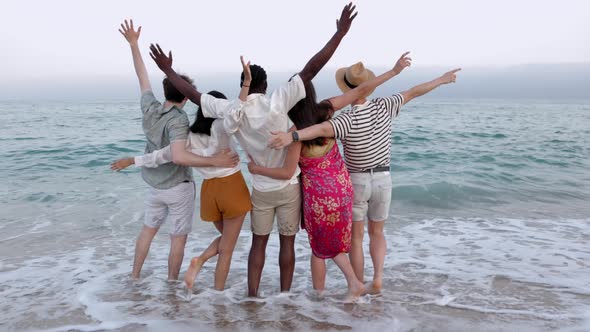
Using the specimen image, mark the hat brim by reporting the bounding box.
[335,67,377,97]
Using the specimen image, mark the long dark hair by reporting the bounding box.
[287,81,334,147]
[189,90,227,136]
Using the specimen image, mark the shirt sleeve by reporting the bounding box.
[140,90,162,114]
[328,112,354,139]
[374,93,404,118]
[134,145,172,168]
[166,113,190,142]
[200,94,235,119]
[269,74,306,115]
[222,100,245,135]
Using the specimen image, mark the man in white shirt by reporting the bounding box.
[148,3,358,296]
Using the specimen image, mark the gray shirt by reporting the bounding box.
[140,91,192,189]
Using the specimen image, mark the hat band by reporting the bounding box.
[343,73,358,89]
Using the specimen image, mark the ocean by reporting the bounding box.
[1,96,589,332]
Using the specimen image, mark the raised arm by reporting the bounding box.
[239,56,251,102]
[149,44,203,106]
[401,68,461,104]
[119,19,151,93]
[248,142,302,180]
[298,3,358,83]
[327,52,412,110]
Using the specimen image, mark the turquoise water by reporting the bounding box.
[1,98,589,331]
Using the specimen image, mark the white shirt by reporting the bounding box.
[201,74,306,192]
[134,118,241,180]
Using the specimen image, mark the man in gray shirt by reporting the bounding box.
[117,20,237,281]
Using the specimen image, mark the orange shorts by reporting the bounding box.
[200,171,252,222]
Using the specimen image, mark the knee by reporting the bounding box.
[368,225,384,237]
[218,245,235,258]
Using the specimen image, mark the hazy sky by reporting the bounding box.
[0,0,588,83]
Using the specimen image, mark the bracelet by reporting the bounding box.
[243,85,250,87]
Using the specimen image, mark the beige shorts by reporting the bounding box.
[144,181,196,235]
[250,183,301,236]
[350,171,392,222]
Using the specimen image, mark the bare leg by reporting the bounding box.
[168,234,188,280]
[184,222,223,289]
[279,234,296,292]
[368,220,386,292]
[132,225,159,279]
[332,253,365,299]
[349,221,365,283]
[248,234,270,297]
[213,214,246,290]
[310,254,326,291]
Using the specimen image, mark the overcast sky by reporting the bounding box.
[0,0,588,83]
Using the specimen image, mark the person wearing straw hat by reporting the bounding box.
[268,53,461,292]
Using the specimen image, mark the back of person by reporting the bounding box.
[141,91,193,189]
[336,96,402,173]
[188,119,240,179]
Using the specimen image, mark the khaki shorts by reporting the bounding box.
[350,171,392,222]
[200,171,252,222]
[251,183,301,236]
[144,181,196,236]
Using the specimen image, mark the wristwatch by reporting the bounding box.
[292,131,300,142]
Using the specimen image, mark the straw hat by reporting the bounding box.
[335,62,376,95]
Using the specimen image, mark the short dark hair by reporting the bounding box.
[189,90,227,136]
[287,82,334,147]
[241,64,267,92]
[163,74,194,103]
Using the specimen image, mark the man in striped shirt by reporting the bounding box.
[269,62,460,292]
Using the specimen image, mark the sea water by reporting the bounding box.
[1,97,589,331]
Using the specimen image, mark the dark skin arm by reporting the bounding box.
[149,44,203,107]
[298,2,358,84]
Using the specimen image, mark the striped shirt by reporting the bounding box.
[329,94,404,172]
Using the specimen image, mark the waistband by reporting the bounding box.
[349,166,390,174]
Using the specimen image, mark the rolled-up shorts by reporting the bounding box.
[349,171,392,222]
[144,181,196,236]
[250,183,301,236]
[200,171,252,222]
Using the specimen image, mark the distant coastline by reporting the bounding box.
[1,63,589,101]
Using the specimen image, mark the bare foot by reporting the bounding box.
[184,257,205,289]
[346,280,365,301]
[370,278,382,294]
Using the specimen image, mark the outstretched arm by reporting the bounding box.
[268,122,334,150]
[119,19,151,93]
[149,44,203,106]
[401,68,461,104]
[248,142,302,180]
[170,141,240,168]
[298,3,358,83]
[327,52,412,110]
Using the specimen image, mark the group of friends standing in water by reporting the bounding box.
[111,3,460,300]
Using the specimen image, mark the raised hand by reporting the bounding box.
[268,131,293,150]
[439,68,462,84]
[240,55,252,85]
[119,19,141,45]
[149,43,173,73]
[111,157,134,171]
[336,2,358,36]
[393,52,412,74]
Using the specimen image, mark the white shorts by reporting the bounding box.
[350,171,392,222]
[144,182,196,236]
